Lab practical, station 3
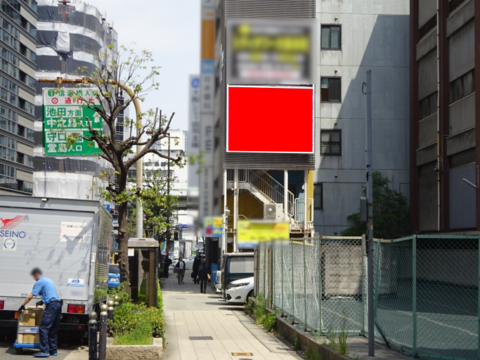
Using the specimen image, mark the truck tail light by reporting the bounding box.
[67,304,85,314]
[0,301,4,310]
[14,311,18,319]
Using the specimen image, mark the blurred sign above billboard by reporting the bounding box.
[227,85,314,153]
[237,220,290,249]
[226,18,317,85]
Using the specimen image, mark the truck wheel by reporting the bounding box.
[15,348,23,354]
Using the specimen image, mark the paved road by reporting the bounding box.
[0,336,87,360]
[162,268,302,360]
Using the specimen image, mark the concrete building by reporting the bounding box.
[314,1,410,235]
[32,0,118,199]
[410,0,478,233]
[214,0,410,248]
[0,0,37,195]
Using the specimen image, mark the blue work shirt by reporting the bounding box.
[31,276,60,304]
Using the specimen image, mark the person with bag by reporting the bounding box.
[192,254,201,284]
[196,260,210,294]
[175,257,186,284]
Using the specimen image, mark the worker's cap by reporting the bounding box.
[30,268,42,276]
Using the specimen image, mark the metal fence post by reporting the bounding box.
[291,240,295,325]
[412,235,417,356]
[477,236,480,360]
[374,240,381,324]
[304,237,307,331]
[272,248,275,309]
[88,311,98,360]
[98,304,108,360]
[281,247,284,317]
[318,237,322,333]
[361,235,366,335]
[107,299,114,322]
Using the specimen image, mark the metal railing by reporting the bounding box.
[256,235,480,360]
[227,169,295,217]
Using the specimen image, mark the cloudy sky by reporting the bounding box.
[93,0,201,131]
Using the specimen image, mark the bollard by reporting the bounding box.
[88,311,98,360]
[114,294,119,307]
[98,304,108,360]
[107,299,114,322]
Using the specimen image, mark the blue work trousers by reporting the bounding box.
[39,301,62,354]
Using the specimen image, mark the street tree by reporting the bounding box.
[127,164,183,241]
[64,45,182,292]
[341,171,410,239]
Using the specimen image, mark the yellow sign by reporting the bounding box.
[237,221,289,249]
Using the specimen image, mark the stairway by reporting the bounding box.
[226,169,294,218]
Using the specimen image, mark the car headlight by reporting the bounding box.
[226,282,250,289]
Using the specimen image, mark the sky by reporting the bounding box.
[92,0,201,131]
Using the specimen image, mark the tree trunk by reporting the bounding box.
[117,174,131,295]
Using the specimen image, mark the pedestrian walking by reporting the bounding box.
[197,260,210,294]
[164,256,172,278]
[192,254,201,284]
[18,268,62,358]
[175,257,186,284]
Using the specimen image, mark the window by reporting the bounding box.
[320,130,341,155]
[321,77,341,102]
[419,92,437,119]
[321,25,341,50]
[228,257,254,274]
[314,183,323,210]
[451,70,475,103]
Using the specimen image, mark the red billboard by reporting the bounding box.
[227,86,314,153]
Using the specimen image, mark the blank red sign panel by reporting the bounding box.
[227,86,314,153]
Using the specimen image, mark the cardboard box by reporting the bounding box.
[18,334,40,344]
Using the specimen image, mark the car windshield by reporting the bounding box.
[109,265,120,274]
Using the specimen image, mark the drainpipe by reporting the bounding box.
[436,0,441,232]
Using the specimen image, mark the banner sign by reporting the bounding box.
[226,18,317,85]
[237,220,290,249]
[43,88,103,156]
[203,217,223,238]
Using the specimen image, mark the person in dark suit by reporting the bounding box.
[197,260,210,294]
[192,255,201,284]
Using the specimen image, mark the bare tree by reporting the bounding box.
[62,45,182,292]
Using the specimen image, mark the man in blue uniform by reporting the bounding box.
[19,268,62,358]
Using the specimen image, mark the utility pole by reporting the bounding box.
[166,133,171,258]
[365,69,374,357]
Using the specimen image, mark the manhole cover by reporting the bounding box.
[232,352,253,356]
[189,336,213,340]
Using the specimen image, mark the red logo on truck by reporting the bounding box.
[0,215,27,229]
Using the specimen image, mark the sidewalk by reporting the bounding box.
[162,269,302,360]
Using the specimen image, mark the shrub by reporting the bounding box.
[113,319,152,345]
[293,337,301,351]
[108,281,166,344]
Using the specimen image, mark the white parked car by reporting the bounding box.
[225,276,254,304]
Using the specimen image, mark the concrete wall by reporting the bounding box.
[314,0,410,235]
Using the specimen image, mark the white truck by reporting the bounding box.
[0,196,112,341]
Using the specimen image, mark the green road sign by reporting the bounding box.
[43,88,103,156]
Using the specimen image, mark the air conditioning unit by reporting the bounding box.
[264,204,284,220]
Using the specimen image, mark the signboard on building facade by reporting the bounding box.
[199,0,216,221]
[203,217,223,238]
[226,18,317,85]
[187,75,201,188]
[237,220,290,249]
[43,88,103,156]
[227,85,314,153]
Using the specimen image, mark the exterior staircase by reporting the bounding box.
[226,169,296,225]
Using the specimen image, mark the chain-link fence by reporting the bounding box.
[255,235,480,360]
